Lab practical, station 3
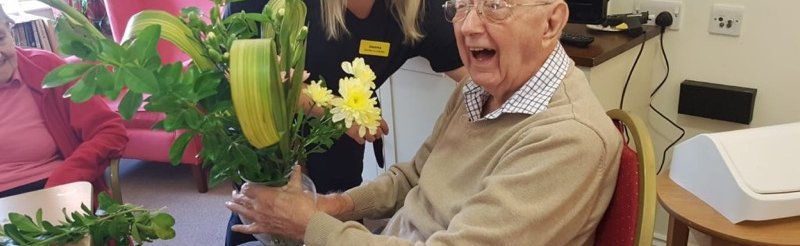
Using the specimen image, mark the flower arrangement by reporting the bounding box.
[37,0,382,187]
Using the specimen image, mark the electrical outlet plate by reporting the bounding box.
[709,4,744,36]
[637,0,683,30]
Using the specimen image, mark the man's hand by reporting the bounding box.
[316,193,356,221]
[346,119,389,144]
[226,166,316,241]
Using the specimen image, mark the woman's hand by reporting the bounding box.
[346,119,390,144]
[226,166,316,241]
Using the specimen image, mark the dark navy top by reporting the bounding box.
[226,0,463,93]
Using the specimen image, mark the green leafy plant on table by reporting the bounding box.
[0,193,174,246]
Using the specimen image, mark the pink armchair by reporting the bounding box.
[102,0,216,193]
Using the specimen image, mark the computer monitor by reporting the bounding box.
[566,0,609,24]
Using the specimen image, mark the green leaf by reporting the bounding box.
[142,54,164,71]
[169,131,194,165]
[184,110,203,130]
[131,223,142,242]
[194,71,222,100]
[128,25,161,63]
[91,65,116,91]
[73,212,88,225]
[89,224,107,246]
[97,193,116,210]
[210,6,220,23]
[42,63,94,88]
[157,62,183,86]
[41,221,61,234]
[62,208,74,223]
[237,13,269,23]
[80,203,92,215]
[104,70,127,100]
[35,209,43,227]
[120,67,160,94]
[162,112,184,131]
[97,39,127,64]
[53,17,95,58]
[181,7,200,17]
[135,224,155,239]
[154,228,175,240]
[150,213,175,228]
[3,224,29,245]
[151,120,165,130]
[101,70,124,101]
[63,76,96,103]
[8,213,41,234]
[106,216,130,243]
[209,163,233,185]
[118,91,143,120]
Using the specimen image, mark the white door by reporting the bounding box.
[362,57,457,181]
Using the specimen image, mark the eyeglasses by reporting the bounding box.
[442,0,553,23]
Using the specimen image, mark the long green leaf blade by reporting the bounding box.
[124,10,215,71]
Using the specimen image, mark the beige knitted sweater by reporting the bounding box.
[304,65,622,246]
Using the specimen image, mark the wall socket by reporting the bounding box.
[636,0,683,30]
[709,4,744,37]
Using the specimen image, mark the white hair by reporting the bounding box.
[0,5,14,25]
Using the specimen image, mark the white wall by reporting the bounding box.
[640,0,800,243]
[609,0,636,14]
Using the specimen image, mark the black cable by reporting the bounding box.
[650,28,685,175]
[618,33,647,109]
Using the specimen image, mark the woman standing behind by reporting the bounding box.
[0,6,127,199]
[225,0,465,244]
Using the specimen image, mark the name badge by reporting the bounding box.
[359,40,390,57]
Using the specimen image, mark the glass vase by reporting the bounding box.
[238,173,317,246]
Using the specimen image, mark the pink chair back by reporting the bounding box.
[103,0,215,64]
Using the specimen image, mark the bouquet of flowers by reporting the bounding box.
[37,0,382,187]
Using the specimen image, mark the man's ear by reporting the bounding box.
[542,2,569,46]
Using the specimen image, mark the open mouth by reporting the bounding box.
[470,48,497,62]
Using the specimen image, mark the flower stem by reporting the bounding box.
[39,0,106,39]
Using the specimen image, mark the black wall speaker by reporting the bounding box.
[678,80,756,124]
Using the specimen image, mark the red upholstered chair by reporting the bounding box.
[102,0,216,192]
[595,109,657,246]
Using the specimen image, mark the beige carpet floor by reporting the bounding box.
[118,159,232,246]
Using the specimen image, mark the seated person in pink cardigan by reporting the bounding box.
[226,0,623,245]
[0,6,127,199]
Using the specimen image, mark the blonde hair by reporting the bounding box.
[320,0,425,44]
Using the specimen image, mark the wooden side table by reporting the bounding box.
[657,175,800,246]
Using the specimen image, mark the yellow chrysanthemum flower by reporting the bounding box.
[341,57,377,88]
[331,77,382,137]
[303,80,334,107]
